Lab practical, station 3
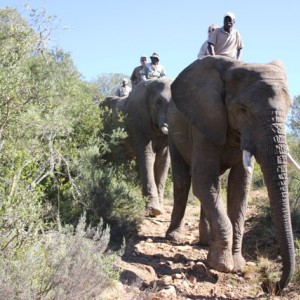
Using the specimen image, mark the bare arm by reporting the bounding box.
[236,48,243,61]
[207,42,215,56]
[160,67,166,77]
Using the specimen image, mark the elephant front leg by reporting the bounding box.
[154,144,170,206]
[192,146,234,272]
[136,142,164,217]
[227,163,252,272]
[194,179,234,272]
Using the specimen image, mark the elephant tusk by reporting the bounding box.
[243,150,254,174]
[161,125,169,135]
[287,152,300,172]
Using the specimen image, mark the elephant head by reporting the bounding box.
[171,56,294,294]
[125,78,173,135]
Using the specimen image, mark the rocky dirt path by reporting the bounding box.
[114,202,298,300]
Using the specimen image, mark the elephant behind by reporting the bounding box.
[102,78,173,216]
[167,56,294,294]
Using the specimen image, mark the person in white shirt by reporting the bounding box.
[130,55,148,89]
[143,53,166,79]
[197,24,219,59]
[207,12,243,60]
[115,78,132,97]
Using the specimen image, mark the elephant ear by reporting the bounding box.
[171,56,236,145]
[125,81,152,133]
[268,60,292,107]
[269,59,286,71]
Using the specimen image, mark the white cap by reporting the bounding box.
[224,12,236,21]
[122,78,128,83]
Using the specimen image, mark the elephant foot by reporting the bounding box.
[207,247,234,273]
[145,203,164,217]
[232,253,246,272]
[165,227,183,243]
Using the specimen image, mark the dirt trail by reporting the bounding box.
[114,202,297,300]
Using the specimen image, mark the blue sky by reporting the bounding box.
[2,0,300,97]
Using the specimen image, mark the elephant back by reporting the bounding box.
[101,96,127,117]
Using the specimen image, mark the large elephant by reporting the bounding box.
[166,56,295,294]
[103,78,173,216]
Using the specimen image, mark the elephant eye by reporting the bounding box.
[156,99,162,107]
[239,105,247,114]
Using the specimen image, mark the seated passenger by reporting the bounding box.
[143,53,166,79]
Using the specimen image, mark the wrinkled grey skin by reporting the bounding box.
[103,78,173,216]
[166,56,294,294]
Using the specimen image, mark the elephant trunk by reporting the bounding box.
[156,105,169,135]
[258,113,295,294]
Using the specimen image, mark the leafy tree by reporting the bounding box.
[288,95,300,136]
[0,3,144,243]
[0,7,51,255]
[286,95,300,231]
[286,95,300,286]
[96,73,131,96]
[0,6,143,295]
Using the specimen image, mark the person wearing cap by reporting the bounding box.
[207,12,243,60]
[130,55,148,89]
[197,23,219,59]
[115,78,132,97]
[143,53,166,79]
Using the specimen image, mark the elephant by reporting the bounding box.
[102,77,173,216]
[166,56,295,294]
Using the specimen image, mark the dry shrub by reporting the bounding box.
[0,215,120,299]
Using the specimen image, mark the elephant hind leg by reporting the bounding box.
[166,140,191,242]
[166,179,190,242]
[199,206,210,246]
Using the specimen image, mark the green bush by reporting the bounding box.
[293,238,300,284]
[0,6,143,297]
[74,144,144,240]
[287,139,300,232]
